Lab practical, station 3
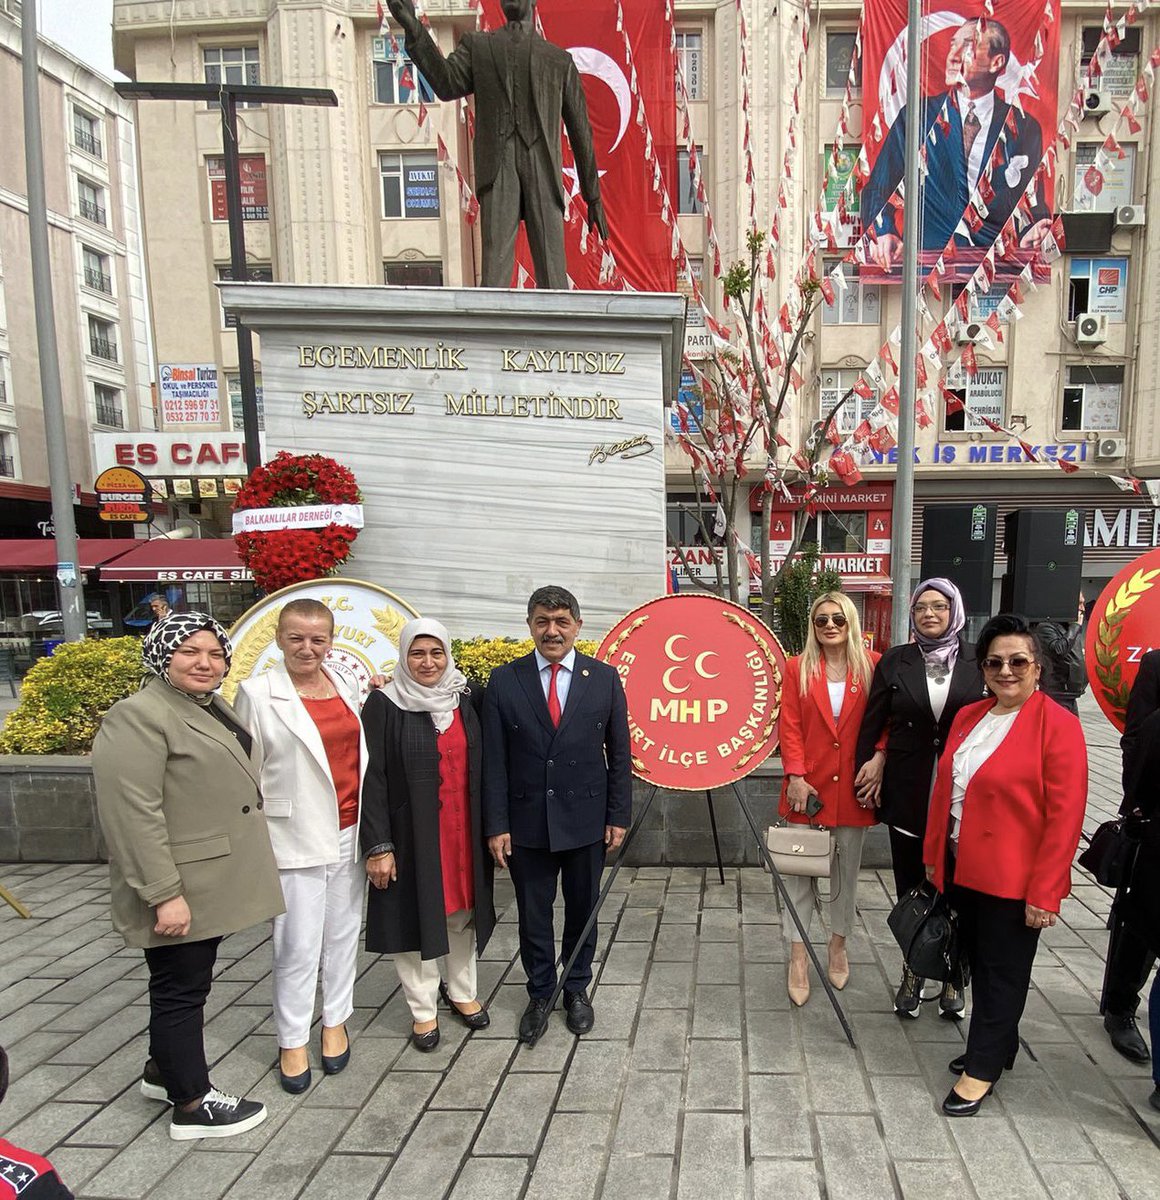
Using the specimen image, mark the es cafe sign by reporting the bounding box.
[92,432,262,479]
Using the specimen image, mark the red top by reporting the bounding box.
[302,695,361,830]
[438,709,474,914]
[777,652,883,830]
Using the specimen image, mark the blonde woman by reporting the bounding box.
[776,592,882,1005]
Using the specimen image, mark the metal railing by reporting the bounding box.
[84,266,112,293]
[79,197,106,226]
[0,379,6,404]
[73,126,103,158]
[0,455,14,478]
[95,398,123,427]
[89,334,118,362]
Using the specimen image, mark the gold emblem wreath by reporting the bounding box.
[222,606,283,704]
[1093,567,1160,725]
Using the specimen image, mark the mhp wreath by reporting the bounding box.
[232,451,363,592]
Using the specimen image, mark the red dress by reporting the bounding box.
[437,710,474,914]
[302,695,361,830]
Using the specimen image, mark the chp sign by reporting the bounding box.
[598,595,786,790]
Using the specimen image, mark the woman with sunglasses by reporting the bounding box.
[923,614,1087,1116]
[855,578,982,1020]
[777,592,880,1005]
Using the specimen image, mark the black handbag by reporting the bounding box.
[1078,816,1144,888]
[887,882,969,987]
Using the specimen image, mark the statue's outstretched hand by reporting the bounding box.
[386,0,420,33]
[587,197,609,242]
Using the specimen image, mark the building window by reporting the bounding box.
[677,147,703,215]
[383,260,444,286]
[379,152,440,219]
[203,46,261,106]
[78,177,106,226]
[0,355,9,406]
[943,367,1007,432]
[217,264,274,328]
[822,260,880,325]
[0,431,15,479]
[819,368,877,434]
[676,31,703,99]
[1063,365,1123,431]
[82,246,112,295]
[1067,257,1129,322]
[94,383,123,428]
[821,510,866,554]
[227,373,265,432]
[1074,143,1135,211]
[371,39,433,105]
[1082,26,1141,98]
[666,501,723,547]
[87,315,118,362]
[825,31,861,96]
[206,156,269,222]
[72,107,103,158]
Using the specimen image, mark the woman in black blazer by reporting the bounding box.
[855,578,982,1019]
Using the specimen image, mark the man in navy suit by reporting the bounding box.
[861,18,1051,269]
[483,585,631,1042]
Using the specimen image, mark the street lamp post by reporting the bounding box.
[114,82,338,473]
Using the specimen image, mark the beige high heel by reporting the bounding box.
[788,945,810,1006]
[827,936,850,990]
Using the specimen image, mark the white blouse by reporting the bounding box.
[948,708,1020,844]
[827,679,845,722]
[926,671,951,722]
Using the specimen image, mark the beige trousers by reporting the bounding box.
[392,908,478,1023]
[782,826,867,944]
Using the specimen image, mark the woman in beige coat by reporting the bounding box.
[93,613,283,1142]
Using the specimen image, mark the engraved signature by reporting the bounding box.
[589,435,655,466]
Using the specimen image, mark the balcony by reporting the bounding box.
[95,399,123,428]
[89,335,118,363]
[0,455,14,478]
[79,198,106,226]
[73,126,103,158]
[84,267,112,294]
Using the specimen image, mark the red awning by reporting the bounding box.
[99,538,251,583]
[0,538,138,572]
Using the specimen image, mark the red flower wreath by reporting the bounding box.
[233,451,362,592]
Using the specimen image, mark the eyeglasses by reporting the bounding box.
[813,613,848,628]
[912,602,950,615]
[980,655,1036,675]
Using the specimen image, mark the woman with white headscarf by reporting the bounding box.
[360,619,496,1051]
[855,578,983,1019]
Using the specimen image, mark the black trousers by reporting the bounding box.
[888,826,927,901]
[143,936,221,1104]
[508,841,603,998]
[950,885,1040,1082]
[1103,903,1157,1016]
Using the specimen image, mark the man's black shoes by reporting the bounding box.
[564,989,595,1035]
[1104,1012,1151,1063]
[519,996,551,1044]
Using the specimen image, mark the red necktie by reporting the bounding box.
[547,662,562,727]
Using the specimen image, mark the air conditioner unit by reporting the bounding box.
[955,320,987,345]
[1084,88,1112,116]
[1075,312,1109,345]
[1115,204,1146,228]
[1096,436,1127,460]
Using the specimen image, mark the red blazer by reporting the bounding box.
[923,691,1087,913]
[777,652,881,829]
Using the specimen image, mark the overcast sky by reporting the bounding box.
[37,0,118,79]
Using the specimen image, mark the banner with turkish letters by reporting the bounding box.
[859,0,1059,282]
[481,0,676,291]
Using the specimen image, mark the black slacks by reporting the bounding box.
[949,885,1040,1081]
[888,826,927,901]
[508,841,603,998]
[143,936,221,1104]
[1103,905,1156,1016]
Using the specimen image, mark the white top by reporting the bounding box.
[958,87,996,193]
[534,647,576,710]
[927,670,951,722]
[949,707,1020,844]
[827,679,846,722]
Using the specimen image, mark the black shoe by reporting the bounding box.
[564,989,595,1035]
[949,1048,1016,1076]
[278,1065,311,1095]
[169,1089,267,1141]
[939,980,966,1020]
[942,1083,993,1117]
[321,1026,351,1075]
[439,982,490,1030]
[1104,1013,1151,1063]
[519,997,552,1044]
[894,967,924,1019]
[140,1058,170,1105]
[1149,1088,1160,1112]
[410,1024,440,1052]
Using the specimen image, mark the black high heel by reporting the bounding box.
[942,1083,993,1116]
[438,981,490,1030]
[321,1025,351,1075]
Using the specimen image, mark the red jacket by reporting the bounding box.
[777,652,881,829]
[923,691,1087,913]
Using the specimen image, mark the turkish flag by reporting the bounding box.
[481,0,676,290]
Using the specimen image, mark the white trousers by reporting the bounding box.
[272,826,365,1048]
[782,826,867,945]
[393,909,478,1023]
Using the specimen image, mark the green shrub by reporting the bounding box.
[776,545,844,654]
[0,637,145,755]
[451,637,600,686]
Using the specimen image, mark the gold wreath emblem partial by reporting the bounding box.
[1094,567,1160,726]
[222,605,283,703]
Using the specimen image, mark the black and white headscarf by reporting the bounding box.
[142,611,233,691]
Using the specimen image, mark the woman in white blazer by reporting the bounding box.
[235,598,369,1094]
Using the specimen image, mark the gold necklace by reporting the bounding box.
[294,678,333,700]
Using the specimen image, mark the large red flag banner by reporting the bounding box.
[479,0,676,290]
[858,0,1060,282]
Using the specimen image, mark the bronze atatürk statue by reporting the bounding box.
[386,0,607,290]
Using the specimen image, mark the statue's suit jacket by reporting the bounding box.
[403,23,602,212]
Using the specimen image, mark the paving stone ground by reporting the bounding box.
[2,694,1158,1198]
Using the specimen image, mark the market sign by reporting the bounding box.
[598,594,787,790]
[94,466,151,523]
[159,364,221,426]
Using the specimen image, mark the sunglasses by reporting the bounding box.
[980,655,1036,674]
[813,613,848,628]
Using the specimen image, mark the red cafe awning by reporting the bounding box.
[0,538,138,573]
[99,538,251,583]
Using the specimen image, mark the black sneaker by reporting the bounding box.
[169,1088,267,1141]
[894,967,924,1019]
[140,1058,170,1104]
[939,980,966,1020]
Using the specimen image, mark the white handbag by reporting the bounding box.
[763,820,835,877]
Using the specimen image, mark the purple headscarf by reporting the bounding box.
[909,577,965,672]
